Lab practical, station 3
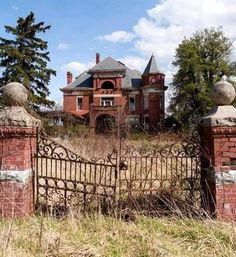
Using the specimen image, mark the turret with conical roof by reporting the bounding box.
[142,54,165,88]
[141,54,166,130]
[143,54,162,76]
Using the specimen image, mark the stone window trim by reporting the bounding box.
[94,94,121,97]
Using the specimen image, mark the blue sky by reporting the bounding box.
[0,0,236,106]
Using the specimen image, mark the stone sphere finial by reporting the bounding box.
[210,80,236,105]
[2,82,28,106]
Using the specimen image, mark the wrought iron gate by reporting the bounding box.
[34,132,202,216]
[118,133,201,215]
[34,135,118,214]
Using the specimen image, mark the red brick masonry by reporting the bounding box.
[201,126,236,220]
[0,127,37,218]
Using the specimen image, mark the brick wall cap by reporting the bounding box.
[2,82,28,106]
[0,106,41,127]
[210,80,235,105]
[201,105,236,127]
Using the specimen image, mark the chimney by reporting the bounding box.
[96,53,100,64]
[67,71,73,85]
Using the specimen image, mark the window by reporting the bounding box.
[77,97,83,110]
[101,97,114,106]
[101,81,115,90]
[129,96,136,111]
[144,95,149,110]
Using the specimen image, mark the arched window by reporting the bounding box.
[101,81,114,90]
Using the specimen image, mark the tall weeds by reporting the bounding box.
[0,214,235,257]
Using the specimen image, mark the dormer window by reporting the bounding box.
[101,81,114,90]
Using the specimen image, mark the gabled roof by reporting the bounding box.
[89,57,126,72]
[143,55,162,75]
[60,72,93,91]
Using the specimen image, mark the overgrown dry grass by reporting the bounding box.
[0,214,235,257]
[56,131,185,159]
[26,131,224,257]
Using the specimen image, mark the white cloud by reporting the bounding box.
[109,0,236,87]
[11,5,19,10]
[62,0,236,91]
[97,31,136,43]
[118,56,148,72]
[61,61,94,75]
[136,0,236,59]
[57,43,70,50]
[113,0,234,106]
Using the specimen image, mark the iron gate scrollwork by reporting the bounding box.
[118,132,201,215]
[35,131,202,216]
[35,135,118,214]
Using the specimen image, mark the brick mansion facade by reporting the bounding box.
[60,53,167,132]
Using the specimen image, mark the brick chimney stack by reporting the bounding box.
[67,71,73,85]
[96,53,100,64]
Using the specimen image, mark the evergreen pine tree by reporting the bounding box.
[0,11,56,110]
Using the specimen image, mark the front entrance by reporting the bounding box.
[95,114,116,134]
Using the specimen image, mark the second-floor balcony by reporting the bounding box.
[90,104,122,113]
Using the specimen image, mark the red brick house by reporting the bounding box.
[60,54,166,133]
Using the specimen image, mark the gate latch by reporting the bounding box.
[119,160,128,171]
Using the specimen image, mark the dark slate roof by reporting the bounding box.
[122,68,142,89]
[143,55,162,75]
[60,72,93,91]
[61,57,143,91]
[89,57,126,72]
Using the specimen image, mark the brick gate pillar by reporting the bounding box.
[0,82,40,218]
[200,80,236,220]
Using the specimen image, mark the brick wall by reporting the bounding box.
[63,95,77,112]
[149,93,160,128]
[200,126,236,220]
[82,95,90,110]
[0,127,36,218]
[0,179,34,218]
